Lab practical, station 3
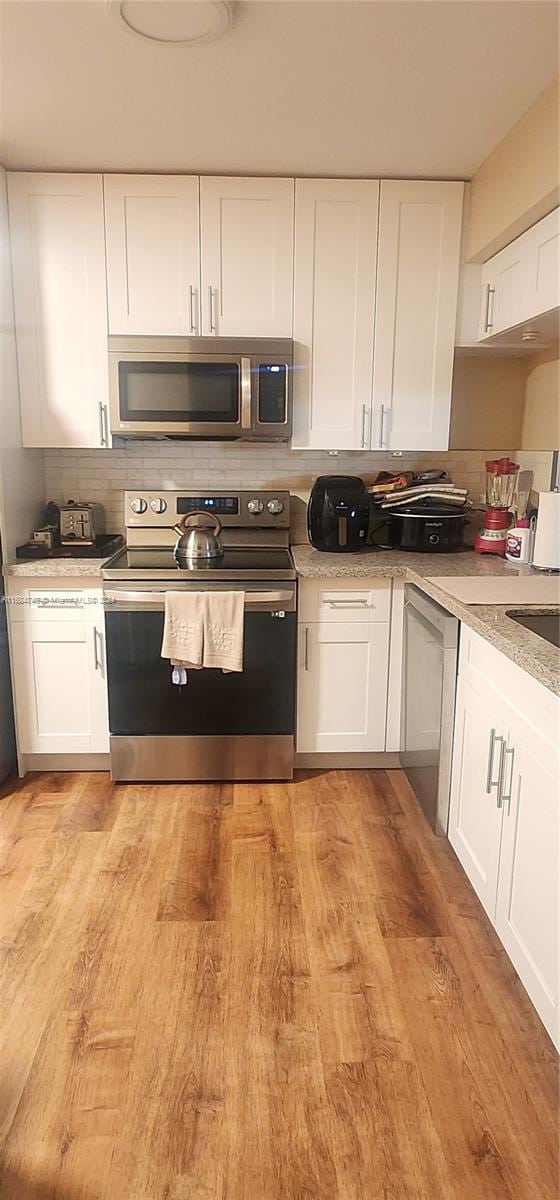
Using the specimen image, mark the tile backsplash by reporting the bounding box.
[43,442,546,541]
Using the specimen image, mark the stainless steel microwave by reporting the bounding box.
[108,336,293,441]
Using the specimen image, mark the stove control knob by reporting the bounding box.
[267,498,284,515]
[150,497,167,514]
[247,498,264,515]
[130,497,147,515]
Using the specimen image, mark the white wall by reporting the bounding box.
[0,165,45,560]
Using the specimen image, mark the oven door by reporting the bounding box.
[104,583,296,749]
[109,351,249,438]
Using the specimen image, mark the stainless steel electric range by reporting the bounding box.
[102,490,296,782]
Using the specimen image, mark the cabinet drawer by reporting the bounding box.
[7,586,104,623]
[298,577,392,623]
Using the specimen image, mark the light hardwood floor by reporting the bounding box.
[0,768,557,1200]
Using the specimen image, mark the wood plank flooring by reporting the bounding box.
[0,768,557,1200]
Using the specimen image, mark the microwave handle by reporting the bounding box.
[240,357,253,433]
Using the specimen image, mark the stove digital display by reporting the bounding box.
[177,496,239,515]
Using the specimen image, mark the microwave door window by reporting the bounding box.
[119,362,240,424]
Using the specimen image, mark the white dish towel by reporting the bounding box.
[161,590,244,673]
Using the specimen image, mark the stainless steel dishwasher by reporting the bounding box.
[400,585,459,834]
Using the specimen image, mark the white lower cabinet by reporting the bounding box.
[448,678,506,920]
[449,627,559,1047]
[297,621,389,753]
[7,584,109,756]
[296,578,392,754]
[495,738,559,1043]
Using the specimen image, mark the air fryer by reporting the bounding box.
[307,476,370,552]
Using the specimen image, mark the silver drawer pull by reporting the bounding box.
[379,402,386,448]
[92,626,102,671]
[304,626,309,671]
[326,598,370,608]
[486,727,505,799]
[34,597,83,608]
[484,283,496,332]
[208,285,216,333]
[501,746,516,814]
[189,285,197,333]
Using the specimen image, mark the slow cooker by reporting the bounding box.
[387,504,467,553]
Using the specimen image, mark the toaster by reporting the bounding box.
[59,501,105,545]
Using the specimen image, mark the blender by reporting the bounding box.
[474,458,519,556]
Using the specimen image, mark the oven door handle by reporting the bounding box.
[104,589,295,612]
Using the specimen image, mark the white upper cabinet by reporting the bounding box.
[479,236,527,339]
[8,173,110,448]
[292,179,379,450]
[527,207,560,317]
[104,174,200,335]
[479,207,560,340]
[372,180,464,451]
[199,177,294,337]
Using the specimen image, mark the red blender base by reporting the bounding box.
[474,509,511,556]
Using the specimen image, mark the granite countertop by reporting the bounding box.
[3,555,116,578]
[292,545,560,697]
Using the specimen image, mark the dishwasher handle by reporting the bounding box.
[404,585,459,648]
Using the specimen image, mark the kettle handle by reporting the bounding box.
[174,510,222,537]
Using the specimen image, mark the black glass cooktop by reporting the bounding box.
[103,547,295,580]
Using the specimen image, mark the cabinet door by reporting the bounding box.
[297,621,389,753]
[10,619,108,754]
[479,242,528,339]
[448,677,505,921]
[479,208,559,340]
[525,206,560,319]
[199,177,294,336]
[292,179,379,450]
[372,180,463,451]
[496,737,559,1046]
[90,617,110,753]
[7,173,109,448]
[104,175,200,335]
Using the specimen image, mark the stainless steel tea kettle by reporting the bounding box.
[174,511,224,565]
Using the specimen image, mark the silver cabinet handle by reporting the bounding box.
[98,402,108,447]
[500,746,515,814]
[326,598,369,608]
[189,285,198,333]
[484,283,495,332]
[486,727,505,798]
[92,626,102,672]
[379,403,386,448]
[360,404,367,448]
[304,626,309,671]
[208,285,216,333]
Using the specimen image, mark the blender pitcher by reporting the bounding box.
[475,458,519,556]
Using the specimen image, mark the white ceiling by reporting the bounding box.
[0,0,558,178]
